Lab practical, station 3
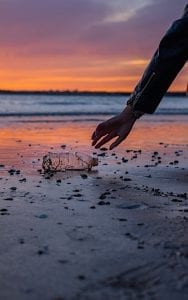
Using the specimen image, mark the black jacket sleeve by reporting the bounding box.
[127,5,188,114]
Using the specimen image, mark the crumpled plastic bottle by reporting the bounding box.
[42,152,98,172]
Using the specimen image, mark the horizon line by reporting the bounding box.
[0,89,186,96]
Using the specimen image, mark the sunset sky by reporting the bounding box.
[0,0,187,92]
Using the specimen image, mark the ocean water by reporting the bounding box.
[0,94,187,119]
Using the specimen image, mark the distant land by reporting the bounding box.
[0,89,186,97]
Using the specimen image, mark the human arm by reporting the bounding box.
[92,5,188,149]
[127,5,188,114]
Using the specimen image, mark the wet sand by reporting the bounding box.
[0,115,188,300]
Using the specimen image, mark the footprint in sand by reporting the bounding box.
[116,203,148,210]
[66,229,94,242]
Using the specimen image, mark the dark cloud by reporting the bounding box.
[80,0,187,58]
[0,0,186,60]
[0,0,110,47]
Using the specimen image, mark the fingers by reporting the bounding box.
[91,123,104,138]
[91,116,117,145]
[91,123,107,146]
[92,131,105,146]
[109,136,125,150]
[91,129,98,140]
[94,132,116,149]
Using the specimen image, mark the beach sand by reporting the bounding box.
[0,115,188,300]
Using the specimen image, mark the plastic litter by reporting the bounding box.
[42,152,98,172]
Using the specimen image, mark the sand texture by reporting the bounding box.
[0,116,188,300]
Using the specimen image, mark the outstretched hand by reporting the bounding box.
[91,105,137,150]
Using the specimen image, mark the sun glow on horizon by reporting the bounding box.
[0,58,187,92]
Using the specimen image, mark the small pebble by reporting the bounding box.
[97,201,106,205]
[81,174,88,179]
[10,187,17,191]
